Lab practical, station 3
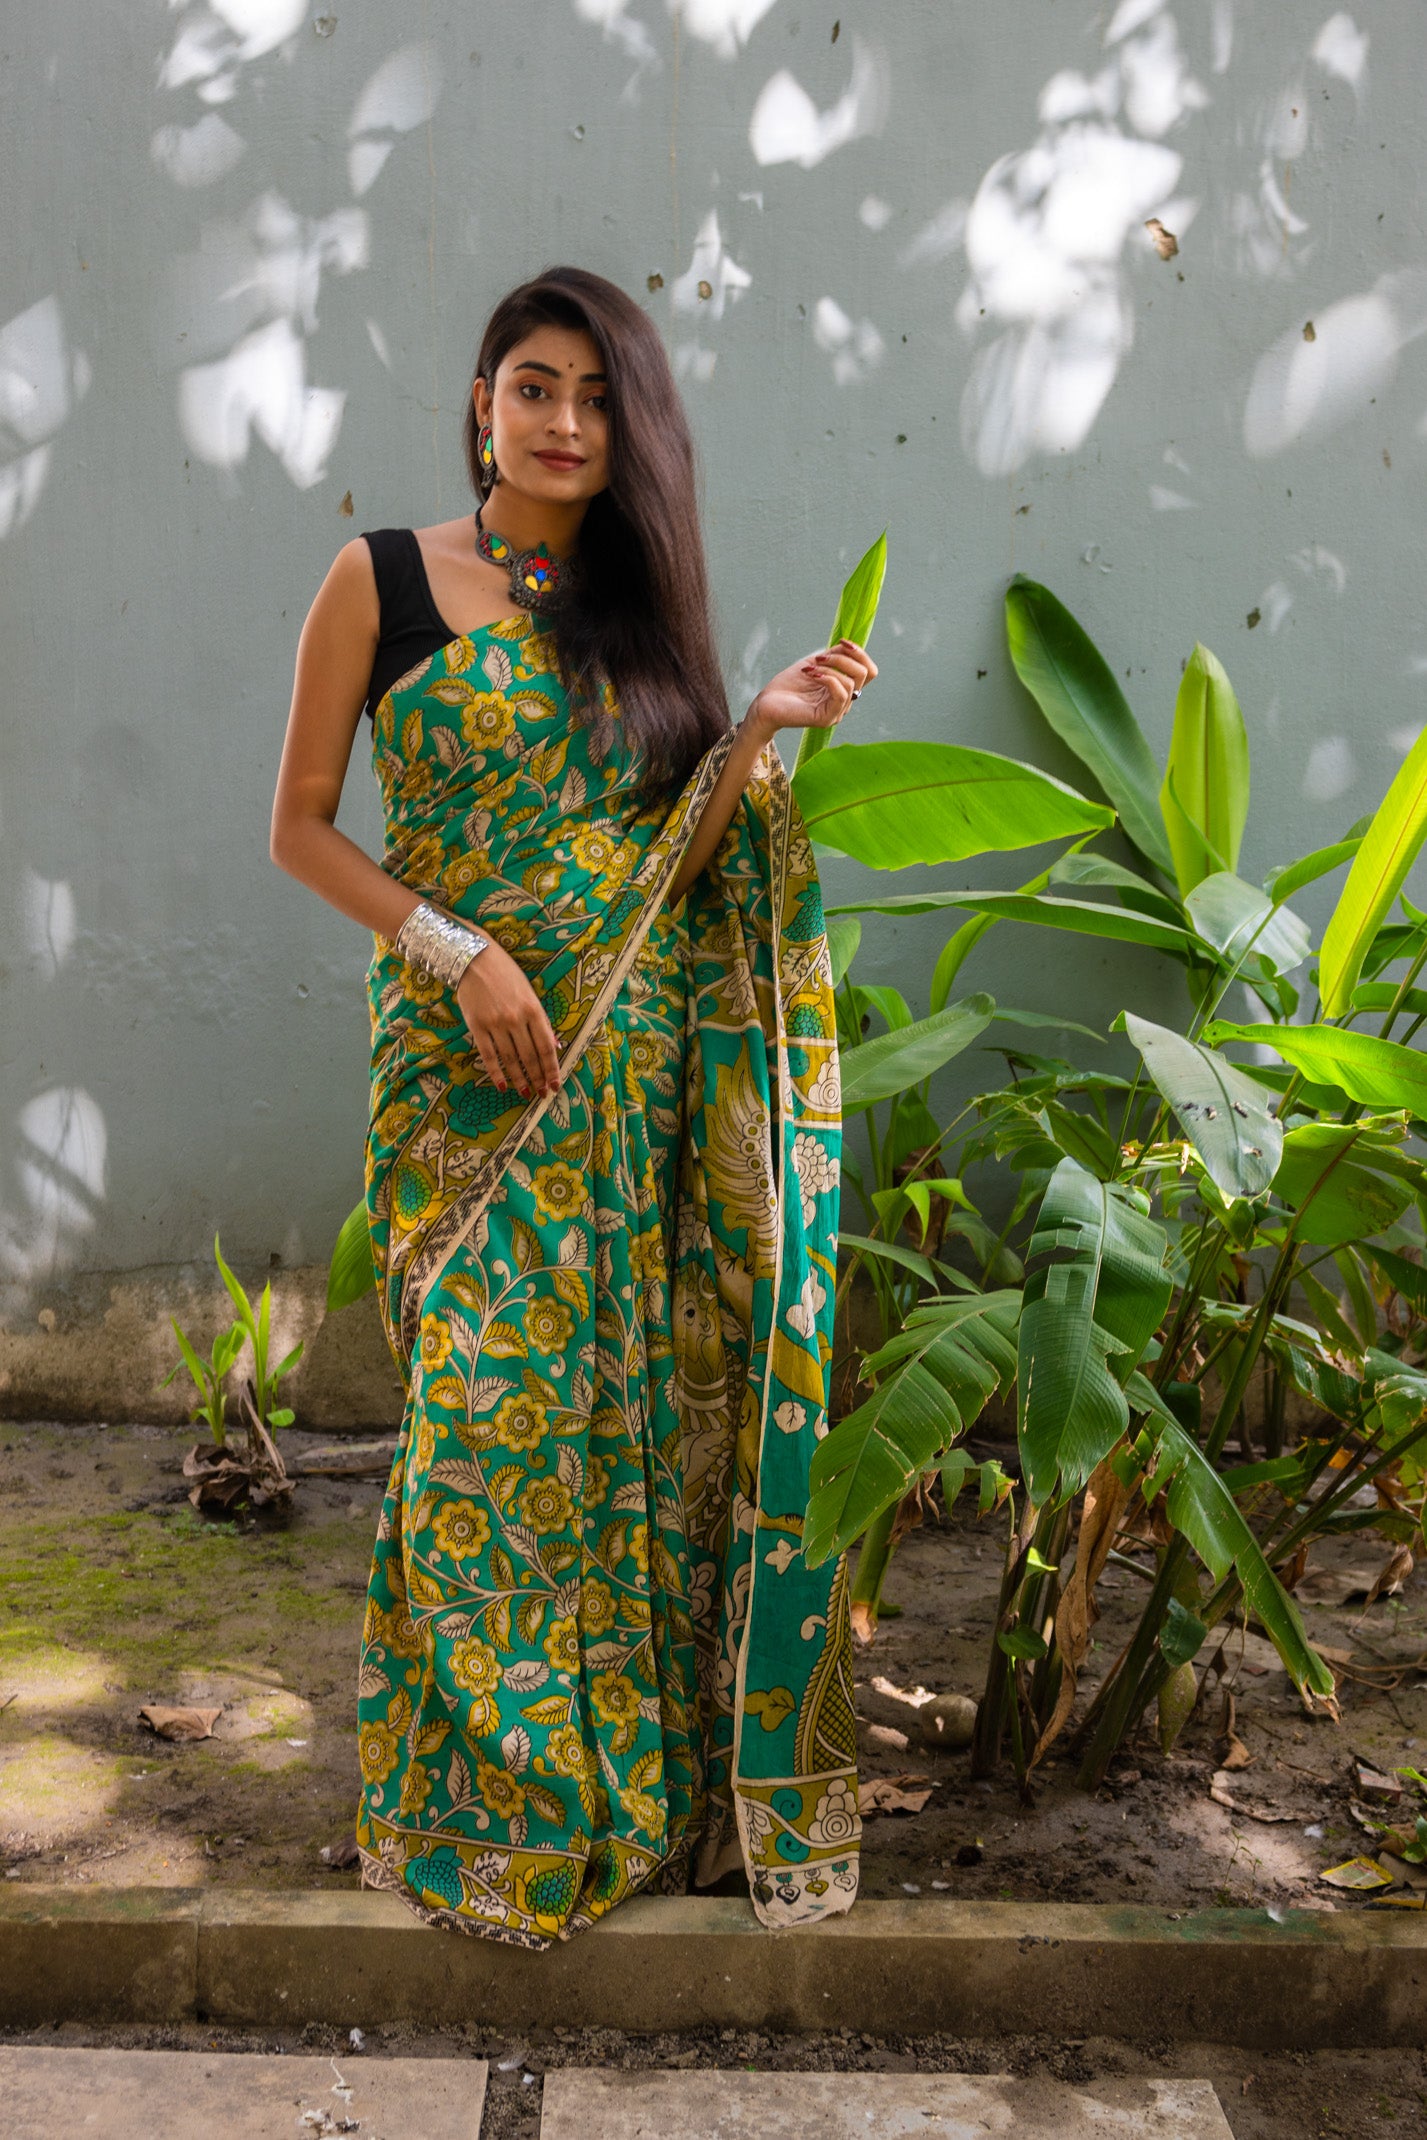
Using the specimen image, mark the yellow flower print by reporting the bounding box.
[531,1161,584,1225]
[543,1616,579,1673]
[411,1415,437,1475]
[398,760,437,806]
[523,1294,574,1355]
[401,832,447,889]
[450,1636,501,1700]
[374,1100,418,1144]
[582,1451,611,1510]
[459,693,516,749]
[358,1718,400,1787]
[419,1316,454,1373]
[578,1578,617,1637]
[398,1760,433,1816]
[618,1786,666,1841]
[403,966,446,1008]
[364,1601,424,1660]
[494,1390,547,1454]
[525,862,564,901]
[547,1723,591,1780]
[627,1521,650,1575]
[443,850,494,903]
[517,1475,575,1536]
[590,1669,642,1728]
[432,1498,491,1560]
[475,1754,526,1822]
[571,824,619,874]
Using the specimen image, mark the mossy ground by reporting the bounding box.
[0,1420,378,1888]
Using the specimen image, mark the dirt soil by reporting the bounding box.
[1,2018,1423,2140]
[3,1419,1427,1915]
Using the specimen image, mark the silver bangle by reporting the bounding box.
[394,901,490,990]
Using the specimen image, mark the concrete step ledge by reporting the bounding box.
[2,1888,1424,2046]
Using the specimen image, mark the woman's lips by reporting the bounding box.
[535,452,583,467]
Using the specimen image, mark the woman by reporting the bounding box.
[270,264,876,1947]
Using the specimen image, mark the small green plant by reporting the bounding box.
[160,1315,245,1446]
[214,1233,304,1431]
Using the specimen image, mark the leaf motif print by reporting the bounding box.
[446,1750,472,1811]
[358,1659,391,1697]
[481,643,514,692]
[484,1321,529,1358]
[556,1227,586,1268]
[401,708,424,758]
[558,765,588,812]
[428,1459,488,1495]
[529,735,569,786]
[445,636,477,675]
[521,1694,571,1727]
[504,1659,549,1692]
[510,1220,540,1274]
[427,678,480,708]
[501,1725,532,1775]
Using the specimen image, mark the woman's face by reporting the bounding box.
[475,325,610,505]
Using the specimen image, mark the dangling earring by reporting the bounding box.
[476,421,497,492]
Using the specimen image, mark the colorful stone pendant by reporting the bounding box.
[473,501,580,617]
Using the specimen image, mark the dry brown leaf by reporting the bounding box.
[1221,1734,1255,1771]
[857,1778,934,1816]
[1360,1544,1415,1608]
[850,1600,877,1646]
[1029,1457,1128,1769]
[1355,1759,1403,1801]
[139,1704,222,1742]
[1145,216,1179,259]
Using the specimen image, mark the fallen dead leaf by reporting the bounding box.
[138,1704,222,1742]
[866,1722,910,1754]
[858,1779,933,1817]
[1145,216,1179,259]
[1221,1734,1255,1772]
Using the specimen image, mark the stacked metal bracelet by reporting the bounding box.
[394,901,491,989]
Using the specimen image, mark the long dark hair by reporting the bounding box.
[463,266,732,796]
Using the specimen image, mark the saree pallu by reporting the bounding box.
[354,612,859,1946]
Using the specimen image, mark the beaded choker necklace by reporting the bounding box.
[473,500,582,617]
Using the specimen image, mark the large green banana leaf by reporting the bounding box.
[1017,1158,1171,1505]
[1160,644,1250,898]
[1203,1021,1427,1117]
[840,994,995,1111]
[804,1291,1021,1567]
[327,1198,377,1311]
[1122,1012,1283,1200]
[1183,872,1310,976]
[1272,1123,1414,1247]
[1128,1382,1335,1700]
[1319,723,1427,1015]
[1004,575,1173,876]
[791,741,1114,869]
[947,890,1196,956]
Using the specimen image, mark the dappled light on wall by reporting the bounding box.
[1243,270,1427,458]
[347,43,439,198]
[0,298,90,542]
[1,1089,108,1299]
[748,35,888,169]
[953,8,1201,478]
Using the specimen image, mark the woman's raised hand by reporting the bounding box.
[455,936,563,1099]
[746,636,877,735]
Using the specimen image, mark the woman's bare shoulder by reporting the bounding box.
[302,535,378,641]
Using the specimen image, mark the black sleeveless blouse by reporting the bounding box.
[360,528,465,721]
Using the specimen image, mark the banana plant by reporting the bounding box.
[806,574,1427,1794]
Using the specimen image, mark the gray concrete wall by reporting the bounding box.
[2,1,1424,1411]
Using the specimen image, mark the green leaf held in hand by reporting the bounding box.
[795,529,887,773]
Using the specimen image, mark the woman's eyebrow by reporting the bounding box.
[513,360,608,383]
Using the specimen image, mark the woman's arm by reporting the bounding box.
[270,540,562,1099]
[667,637,876,907]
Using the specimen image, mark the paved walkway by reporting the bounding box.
[0,2048,488,2139]
[0,2049,1235,2137]
[542,2070,1235,2136]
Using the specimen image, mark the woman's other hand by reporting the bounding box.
[746,636,877,737]
[454,936,563,1099]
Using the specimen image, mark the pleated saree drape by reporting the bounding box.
[353,610,860,1946]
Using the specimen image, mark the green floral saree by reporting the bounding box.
[354,611,859,1947]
